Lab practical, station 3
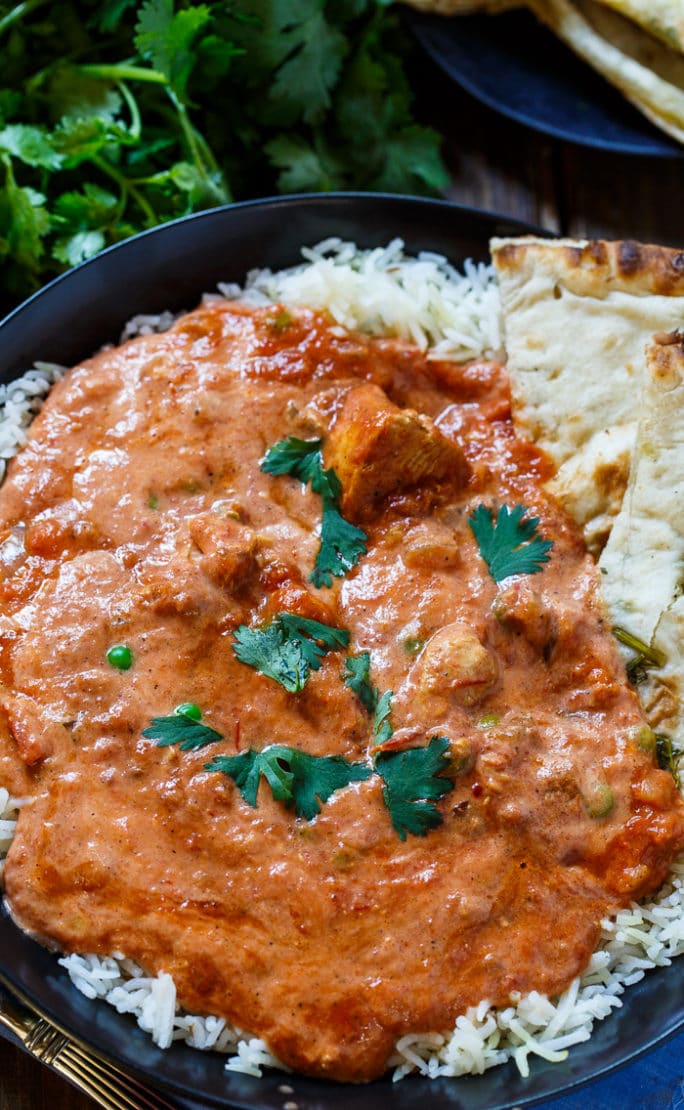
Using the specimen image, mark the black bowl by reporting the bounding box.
[1,194,683,1110]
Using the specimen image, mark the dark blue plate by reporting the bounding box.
[0,194,683,1109]
[407,8,683,157]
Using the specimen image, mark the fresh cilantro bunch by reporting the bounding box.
[0,0,448,305]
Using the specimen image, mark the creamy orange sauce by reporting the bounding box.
[1,301,683,1082]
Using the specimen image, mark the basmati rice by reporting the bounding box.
[0,239,682,1085]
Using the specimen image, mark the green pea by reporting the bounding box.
[106,644,133,671]
[403,636,424,657]
[477,714,500,729]
[631,724,657,754]
[147,493,159,510]
[582,782,615,819]
[174,702,202,721]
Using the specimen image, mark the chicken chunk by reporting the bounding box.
[414,623,499,707]
[324,383,469,520]
[188,512,257,591]
[491,580,558,655]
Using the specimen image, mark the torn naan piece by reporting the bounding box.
[526,0,684,144]
[599,332,684,745]
[596,0,684,53]
[491,235,684,553]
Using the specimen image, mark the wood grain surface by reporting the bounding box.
[3,44,684,1110]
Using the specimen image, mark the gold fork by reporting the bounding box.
[0,989,180,1110]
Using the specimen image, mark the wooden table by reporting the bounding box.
[2,51,683,1110]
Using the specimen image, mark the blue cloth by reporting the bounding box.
[531,1031,684,1110]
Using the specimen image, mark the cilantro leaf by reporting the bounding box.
[261,436,323,484]
[206,749,264,807]
[265,133,337,193]
[268,8,348,126]
[375,736,454,841]
[233,612,348,691]
[343,652,376,713]
[233,622,307,693]
[468,504,553,584]
[0,160,49,287]
[53,184,119,231]
[143,714,223,750]
[134,0,212,102]
[262,436,367,587]
[277,613,349,670]
[207,744,372,819]
[656,734,683,788]
[0,125,62,171]
[373,689,394,745]
[312,503,368,589]
[283,746,371,819]
[52,230,106,267]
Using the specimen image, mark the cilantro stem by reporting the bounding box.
[166,90,229,202]
[0,0,50,37]
[117,82,142,142]
[78,63,168,86]
[92,154,156,226]
[613,626,666,667]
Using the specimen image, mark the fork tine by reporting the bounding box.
[67,1041,180,1110]
[50,1051,142,1110]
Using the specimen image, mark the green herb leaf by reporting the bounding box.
[261,436,323,483]
[373,689,394,745]
[656,734,682,787]
[343,652,376,713]
[0,125,62,171]
[233,622,307,693]
[134,0,212,101]
[277,612,349,670]
[233,612,349,692]
[143,714,223,750]
[375,736,454,840]
[313,502,368,589]
[262,436,367,587]
[268,9,348,126]
[207,744,372,819]
[52,230,106,267]
[468,504,553,583]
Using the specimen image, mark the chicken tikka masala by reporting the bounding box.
[0,299,683,1082]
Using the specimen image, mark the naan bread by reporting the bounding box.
[596,0,684,53]
[491,235,684,552]
[599,332,684,744]
[526,0,684,144]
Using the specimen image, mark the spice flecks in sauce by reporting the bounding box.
[0,301,683,1082]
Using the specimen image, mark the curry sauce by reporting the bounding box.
[0,302,683,1082]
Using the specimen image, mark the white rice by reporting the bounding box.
[0,239,682,1083]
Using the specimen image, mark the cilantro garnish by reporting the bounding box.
[656,734,683,788]
[373,690,394,746]
[262,437,367,588]
[143,713,223,751]
[342,652,376,713]
[206,745,372,820]
[343,652,393,744]
[613,626,666,685]
[375,736,454,841]
[233,612,349,693]
[468,504,553,583]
